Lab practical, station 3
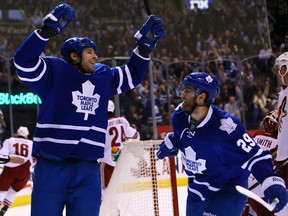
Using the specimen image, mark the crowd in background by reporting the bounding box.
[0,0,288,140]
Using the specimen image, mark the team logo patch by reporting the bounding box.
[72,80,100,120]
[182,146,206,174]
[278,96,287,132]
[219,117,237,134]
[206,75,213,83]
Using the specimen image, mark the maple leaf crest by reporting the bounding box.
[182,146,206,174]
[206,75,213,83]
[72,80,100,120]
[219,117,237,134]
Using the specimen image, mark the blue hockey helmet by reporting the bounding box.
[181,72,220,103]
[60,37,98,61]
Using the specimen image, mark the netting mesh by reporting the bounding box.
[100,140,176,216]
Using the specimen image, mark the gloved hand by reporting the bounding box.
[262,176,288,212]
[134,15,166,52]
[157,132,178,159]
[40,3,75,38]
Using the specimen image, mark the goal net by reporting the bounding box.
[100,140,179,216]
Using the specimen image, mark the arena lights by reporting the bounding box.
[0,92,42,105]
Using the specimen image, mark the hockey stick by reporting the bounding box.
[249,158,288,190]
[236,185,279,212]
[143,0,152,15]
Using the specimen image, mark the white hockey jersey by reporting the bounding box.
[0,137,33,168]
[100,116,139,167]
[276,87,288,161]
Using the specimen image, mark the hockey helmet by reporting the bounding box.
[180,72,220,103]
[108,100,115,113]
[60,37,98,61]
[17,126,29,138]
[262,110,279,134]
[273,52,288,76]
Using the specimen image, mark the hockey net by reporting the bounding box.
[100,140,179,216]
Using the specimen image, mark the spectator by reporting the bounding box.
[0,109,7,144]
[224,95,242,121]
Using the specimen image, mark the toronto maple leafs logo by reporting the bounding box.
[72,80,100,120]
[182,146,206,174]
[219,117,237,134]
[206,75,213,83]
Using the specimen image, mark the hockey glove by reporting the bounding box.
[134,15,166,52]
[0,155,10,164]
[40,3,75,38]
[157,132,178,159]
[262,176,288,213]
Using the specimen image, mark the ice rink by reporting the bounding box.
[6,186,188,216]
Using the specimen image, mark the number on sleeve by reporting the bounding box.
[236,133,256,153]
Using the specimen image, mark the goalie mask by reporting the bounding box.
[273,52,288,86]
[61,37,98,62]
[179,72,220,104]
[262,110,279,134]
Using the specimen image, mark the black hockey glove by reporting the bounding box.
[39,3,75,38]
[0,155,10,164]
[134,15,166,53]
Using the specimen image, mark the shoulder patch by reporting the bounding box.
[219,117,237,134]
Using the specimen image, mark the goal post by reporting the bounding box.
[100,140,179,216]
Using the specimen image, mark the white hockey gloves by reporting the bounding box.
[157,132,178,159]
[134,15,166,53]
[262,176,288,212]
[40,3,75,38]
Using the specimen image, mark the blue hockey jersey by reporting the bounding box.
[13,30,150,160]
[172,104,275,202]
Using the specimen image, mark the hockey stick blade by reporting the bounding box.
[143,0,152,15]
[235,185,279,212]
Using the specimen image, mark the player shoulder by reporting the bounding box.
[95,63,110,73]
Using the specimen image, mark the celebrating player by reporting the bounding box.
[99,100,140,189]
[157,72,288,216]
[13,3,165,216]
[0,126,33,216]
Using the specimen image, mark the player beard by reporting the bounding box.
[182,98,197,114]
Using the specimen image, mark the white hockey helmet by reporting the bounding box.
[274,52,288,76]
[17,126,29,138]
[108,100,115,113]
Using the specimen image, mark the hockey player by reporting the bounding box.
[273,52,288,177]
[157,72,288,216]
[99,100,140,188]
[0,126,33,216]
[243,110,282,216]
[13,3,165,216]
